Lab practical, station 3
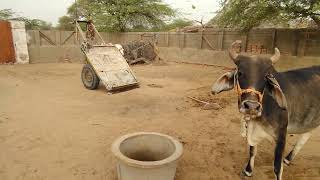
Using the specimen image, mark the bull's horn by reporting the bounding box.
[229,41,239,63]
[271,48,280,64]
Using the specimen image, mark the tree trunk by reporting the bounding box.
[311,15,320,28]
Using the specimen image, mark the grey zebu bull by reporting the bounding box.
[211,46,320,180]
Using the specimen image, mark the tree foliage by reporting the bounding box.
[162,18,193,31]
[58,0,177,32]
[18,18,53,30]
[0,9,15,20]
[57,15,75,30]
[215,0,320,31]
[0,8,52,30]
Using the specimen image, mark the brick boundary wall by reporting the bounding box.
[26,28,320,63]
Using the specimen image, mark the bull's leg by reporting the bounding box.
[243,121,264,177]
[284,132,311,165]
[243,145,257,177]
[274,131,286,180]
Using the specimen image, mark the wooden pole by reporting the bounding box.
[91,23,106,44]
[183,32,186,48]
[166,32,170,47]
[244,32,249,52]
[200,30,204,49]
[202,35,215,50]
[271,29,277,53]
[220,29,225,50]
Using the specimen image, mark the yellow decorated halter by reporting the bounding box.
[234,71,264,103]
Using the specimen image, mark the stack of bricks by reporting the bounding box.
[246,43,267,54]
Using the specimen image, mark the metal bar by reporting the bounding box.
[77,20,90,23]
[92,45,114,47]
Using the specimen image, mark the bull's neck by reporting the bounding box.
[270,67,279,76]
[271,67,286,88]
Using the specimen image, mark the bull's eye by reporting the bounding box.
[238,71,243,77]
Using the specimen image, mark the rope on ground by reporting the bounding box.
[187,96,209,104]
[165,60,235,71]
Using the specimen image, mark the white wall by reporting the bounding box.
[10,20,29,64]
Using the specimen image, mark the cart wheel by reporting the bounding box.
[81,64,100,90]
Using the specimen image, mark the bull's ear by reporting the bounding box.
[212,70,236,94]
[266,75,287,109]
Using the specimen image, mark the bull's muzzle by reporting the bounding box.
[239,100,262,117]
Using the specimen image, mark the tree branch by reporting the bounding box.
[311,15,320,28]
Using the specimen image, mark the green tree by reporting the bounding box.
[0,8,52,30]
[26,19,53,30]
[215,0,320,31]
[59,0,176,32]
[0,9,15,20]
[57,16,74,30]
[12,17,53,30]
[162,18,193,31]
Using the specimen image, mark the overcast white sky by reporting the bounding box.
[0,0,220,25]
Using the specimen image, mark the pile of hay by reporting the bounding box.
[121,41,159,65]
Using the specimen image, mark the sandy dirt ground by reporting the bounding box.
[0,62,320,180]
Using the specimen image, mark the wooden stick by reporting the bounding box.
[39,31,56,45]
[61,32,75,45]
[202,35,215,50]
[91,23,106,44]
[75,22,87,42]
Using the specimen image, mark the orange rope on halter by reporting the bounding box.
[235,80,264,103]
